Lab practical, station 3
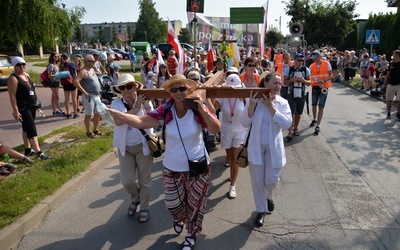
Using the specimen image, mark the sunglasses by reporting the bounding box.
[119,85,134,91]
[170,86,187,93]
[86,60,95,63]
[247,64,256,67]
[296,59,304,62]
[189,78,199,81]
[16,63,26,67]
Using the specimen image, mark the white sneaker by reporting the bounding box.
[228,186,236,199]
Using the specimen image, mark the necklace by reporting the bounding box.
[228,98,237,124]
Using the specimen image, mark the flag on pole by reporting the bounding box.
[260,1,269,56]
[247,45,253,58]
[229,43,240,67]
[207,40,215,72]
[157,49,164,64]
[167,20,184,74]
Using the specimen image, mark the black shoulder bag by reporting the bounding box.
[122,99,164,158]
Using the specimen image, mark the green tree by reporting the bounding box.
[127,25,135,41]
[283,0,358,47]
[134,0,166,43]
[0,0,85,52]
[266,28,284,47]
[178,28,192,44]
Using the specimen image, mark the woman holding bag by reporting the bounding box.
[108,74,221,250]
[240,72,292,227]
[7,57,50,160]
[59,54,78,119]
[110,74,154,223]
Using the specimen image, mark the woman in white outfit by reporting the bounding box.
[213,74,247,199]
[110,74,154,223]
[240,72,292,227]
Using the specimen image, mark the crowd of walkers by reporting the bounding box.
[3,43,399,249]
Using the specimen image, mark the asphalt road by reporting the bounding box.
[15,83,400,249]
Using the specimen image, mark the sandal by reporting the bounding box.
[286,133,293,141]
[139,209,149,223]
[293,129,300,136]
[93,130,102,136]
[4,163,16,174]
[173,220,184,234]
[183,236,196,250]
[86,132,98,138]
[127,201,140,217]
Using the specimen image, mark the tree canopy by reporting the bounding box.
[283,0,359,48]
[178,28,192,44]
[0,0,85,50]
[134,0,166,43]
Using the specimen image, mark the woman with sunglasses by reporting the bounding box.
[239,57,261,87]
[7,57,51,160]
[110,74,154,223]
[47,52,65,116]
[108,74,221,250]
[240,72,292,227]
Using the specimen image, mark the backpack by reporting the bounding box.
[288,66,307,98]
[40,68,50,87]
[60,62,74,86]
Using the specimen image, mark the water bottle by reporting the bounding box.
[94,97,114,126]
[4,153,9,163]
[37,109,46,117]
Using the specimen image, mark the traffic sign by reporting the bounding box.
[230,7,264,24]
[366,30,380,44]
[186,0,204,13]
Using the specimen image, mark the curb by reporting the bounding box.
[337,81,385,102]
[0,148,118,250]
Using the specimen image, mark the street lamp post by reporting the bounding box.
[144,30,147,42]
[275,16,281,33]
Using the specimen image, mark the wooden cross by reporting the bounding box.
[137,71,270,101]
[212,28,238,44]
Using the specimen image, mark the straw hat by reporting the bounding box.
[111,74,143,94]
[161,74,197,93]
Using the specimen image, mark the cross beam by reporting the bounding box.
[137,88,270,99]
[136,71,270,101]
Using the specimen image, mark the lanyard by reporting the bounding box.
[228,98,237,123]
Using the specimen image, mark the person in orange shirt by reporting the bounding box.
[240,57,261,87]
[309,50,333,135]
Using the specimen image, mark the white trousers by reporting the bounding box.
[248,144,282,212]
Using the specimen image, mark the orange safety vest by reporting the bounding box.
[274,53,283,64]
[276,61,292,78]
[240,73,261,87]
[310,61,331,88]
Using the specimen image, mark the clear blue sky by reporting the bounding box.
[61,0,395,35]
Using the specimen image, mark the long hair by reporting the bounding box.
[49,52,59,64]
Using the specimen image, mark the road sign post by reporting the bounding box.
[366,30,380,58]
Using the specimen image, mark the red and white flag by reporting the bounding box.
[157,49,164,64]
[260,1,269,55]
[207,39,215,72]
[167,20,184,74]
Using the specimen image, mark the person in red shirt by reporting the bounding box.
[367,59,375,91]
[167,50,178,75]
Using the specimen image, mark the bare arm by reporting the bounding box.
[107,108,161,129]
[192,95,221,134]
[73,70,90,98]
[7,75,20,121]
[283,75,291,87]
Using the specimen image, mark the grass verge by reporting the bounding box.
[0,124,114,229]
